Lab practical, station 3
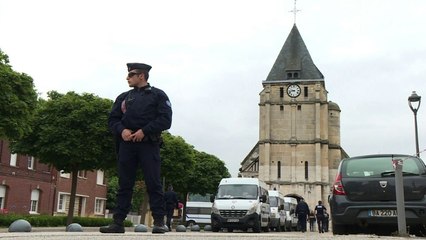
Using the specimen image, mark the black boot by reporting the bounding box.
[152,220,166,234]
[99,222,125,233]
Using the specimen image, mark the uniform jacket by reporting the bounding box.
[108,84,172,137]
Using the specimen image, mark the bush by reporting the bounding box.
[0,215,132,227]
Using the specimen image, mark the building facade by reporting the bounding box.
[0,139,107,217]
[239,24,348,208]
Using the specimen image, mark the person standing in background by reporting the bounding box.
[308,210,316,232]
[314,200,327,233]
[295,198,310,232]
[164,185,179,231]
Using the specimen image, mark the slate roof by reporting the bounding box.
[265,24,324,81]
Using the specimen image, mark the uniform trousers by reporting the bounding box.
[113,140,165,223]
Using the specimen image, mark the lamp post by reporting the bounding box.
[408,91,421,157]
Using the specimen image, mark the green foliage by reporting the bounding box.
[0,214,132,227]
[0,49,38,140]
[106,175,119,210]
[188,151,231,195]
[160,132,196,195]
[11,91,116,172]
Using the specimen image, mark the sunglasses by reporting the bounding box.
[128,72,142,78]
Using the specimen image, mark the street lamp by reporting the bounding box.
[408,91,421,157]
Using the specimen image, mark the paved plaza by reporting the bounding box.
[0,227,420,240]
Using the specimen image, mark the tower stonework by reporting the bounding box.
[240,24,347,208]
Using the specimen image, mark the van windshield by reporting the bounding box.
[269,196,278,207]
[217,184,258,199]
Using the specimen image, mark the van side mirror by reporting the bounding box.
[260,195,267,203]
[210,195,215,203]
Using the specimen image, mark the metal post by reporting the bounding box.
[413,111,419,157]
[393,159,407,236]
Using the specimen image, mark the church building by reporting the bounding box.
[239,24,348,208]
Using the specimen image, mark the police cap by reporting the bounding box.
[127,63,152,72]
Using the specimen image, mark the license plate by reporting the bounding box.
[369,209,397,217]
[227,219,239,222]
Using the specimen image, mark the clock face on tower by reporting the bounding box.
[287,84,301,98]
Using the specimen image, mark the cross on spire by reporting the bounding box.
[289,0,301,24]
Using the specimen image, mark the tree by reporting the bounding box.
[0,49,38,140]
[179,151,230,223]
[188,151,231,195]
[160,132,196,195]
[11,91,116,225]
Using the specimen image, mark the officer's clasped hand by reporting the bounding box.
[122,129,145,142]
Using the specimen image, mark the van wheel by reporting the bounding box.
[186,220,195,227]
[212,226,220,232]
[252,220,261,233]
[227,228,233,232]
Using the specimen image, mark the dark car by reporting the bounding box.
[329,154,426,236]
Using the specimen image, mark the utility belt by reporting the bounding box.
[142,133,161,142]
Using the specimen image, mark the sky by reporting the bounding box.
[1,0,425,176]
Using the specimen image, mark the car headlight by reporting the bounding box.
[211,205,220,214]
[247,203,258,215]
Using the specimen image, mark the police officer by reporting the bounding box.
[295,198,310,232]
[164,185,178,231]
[314,200,327,233]
[100,63,172,234]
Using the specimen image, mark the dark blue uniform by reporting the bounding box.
[108,83,172,224]
[295,199,310,232]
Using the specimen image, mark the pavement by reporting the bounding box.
[0,227,420,240]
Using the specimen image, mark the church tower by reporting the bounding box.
[240,24,347,207]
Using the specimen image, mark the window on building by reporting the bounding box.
[77,170,87,178]
[304,86,308,97]
[0,185,6,209]
[277,161,281,178]
[305,161,309,180]
[58,193,70,212]
[10,153,17,167]
[29,189,40,214]
[60,170,70,178]
[286,71,301,79]
[280,87,284,98]
[95,198,106,215]
[280,105,284,111]
[96,170,105,185]
[297,105,302,111]
[27,156,34,170]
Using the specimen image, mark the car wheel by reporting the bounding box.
[212,225,220,232]
[332,222,347,235]
[227,228,233,232]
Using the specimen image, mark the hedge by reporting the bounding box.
[0,214,133,227]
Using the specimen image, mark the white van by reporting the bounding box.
[283,197,298,231]
[211,178,270,233]
[268,190,286,231]
[185,193,212,226]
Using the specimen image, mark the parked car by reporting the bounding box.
[329,154,426,236]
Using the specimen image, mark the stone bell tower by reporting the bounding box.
[240,24,347,208]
